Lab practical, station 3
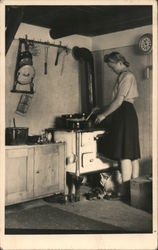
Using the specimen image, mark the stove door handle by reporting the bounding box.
[94,132,108,140]
[94,135,103,140]
[94,136,99,141]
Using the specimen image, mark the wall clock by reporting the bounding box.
[138,33,152,54]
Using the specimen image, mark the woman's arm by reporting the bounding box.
[95,95,124,124]
[103,95,124,116]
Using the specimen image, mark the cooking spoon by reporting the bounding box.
[86,107,99,121]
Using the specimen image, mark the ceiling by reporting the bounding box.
[6,5,152,38]
[5,5,152,54]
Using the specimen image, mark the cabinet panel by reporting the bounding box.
[5,143,66,205]
[34,144,64,197]
[5,148,34,205]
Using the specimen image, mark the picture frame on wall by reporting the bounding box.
[16,94,32,115]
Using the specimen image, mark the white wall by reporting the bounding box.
[6,23,91,135]
[6,23,153,174]
[16,23,152,52]
[92,25,153,175]
[15,23,92,50]
[92,25,152,51]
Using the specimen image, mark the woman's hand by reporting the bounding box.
[95,113,106,124]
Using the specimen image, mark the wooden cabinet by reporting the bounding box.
[5,147,34,205]
[34,144,65,198]
[5,143,66,205]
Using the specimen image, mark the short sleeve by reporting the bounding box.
[117,72,133,97]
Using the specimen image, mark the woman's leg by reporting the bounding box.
[132,159,139,179]
[121,159,132,182]
[120,159,132,201]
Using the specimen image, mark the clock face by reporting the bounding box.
[139,34,152,54]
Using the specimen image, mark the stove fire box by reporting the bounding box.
[130,176,152,213]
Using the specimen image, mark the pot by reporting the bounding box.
[55,113,84,129]
[66,118,94,130]
[5,127,29,145]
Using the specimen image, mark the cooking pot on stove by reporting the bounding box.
[66,117,94,129]
[58,109,101,130]
[55,113,85,129]
[55,109,100,130]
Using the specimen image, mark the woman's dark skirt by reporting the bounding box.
[97,101,141,161]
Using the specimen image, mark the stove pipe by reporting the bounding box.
[72,46,96,114]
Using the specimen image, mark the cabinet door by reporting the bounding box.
[5,148,34,205]
[34,144,65,197]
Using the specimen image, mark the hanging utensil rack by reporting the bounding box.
[17,38,69,51]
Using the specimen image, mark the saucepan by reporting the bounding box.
[65,109,98,130]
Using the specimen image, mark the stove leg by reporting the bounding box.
[66,173,83,202]
[74,176,83,202]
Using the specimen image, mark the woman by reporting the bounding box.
[95,51,140,201]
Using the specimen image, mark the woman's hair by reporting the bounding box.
[104,51,130,67]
